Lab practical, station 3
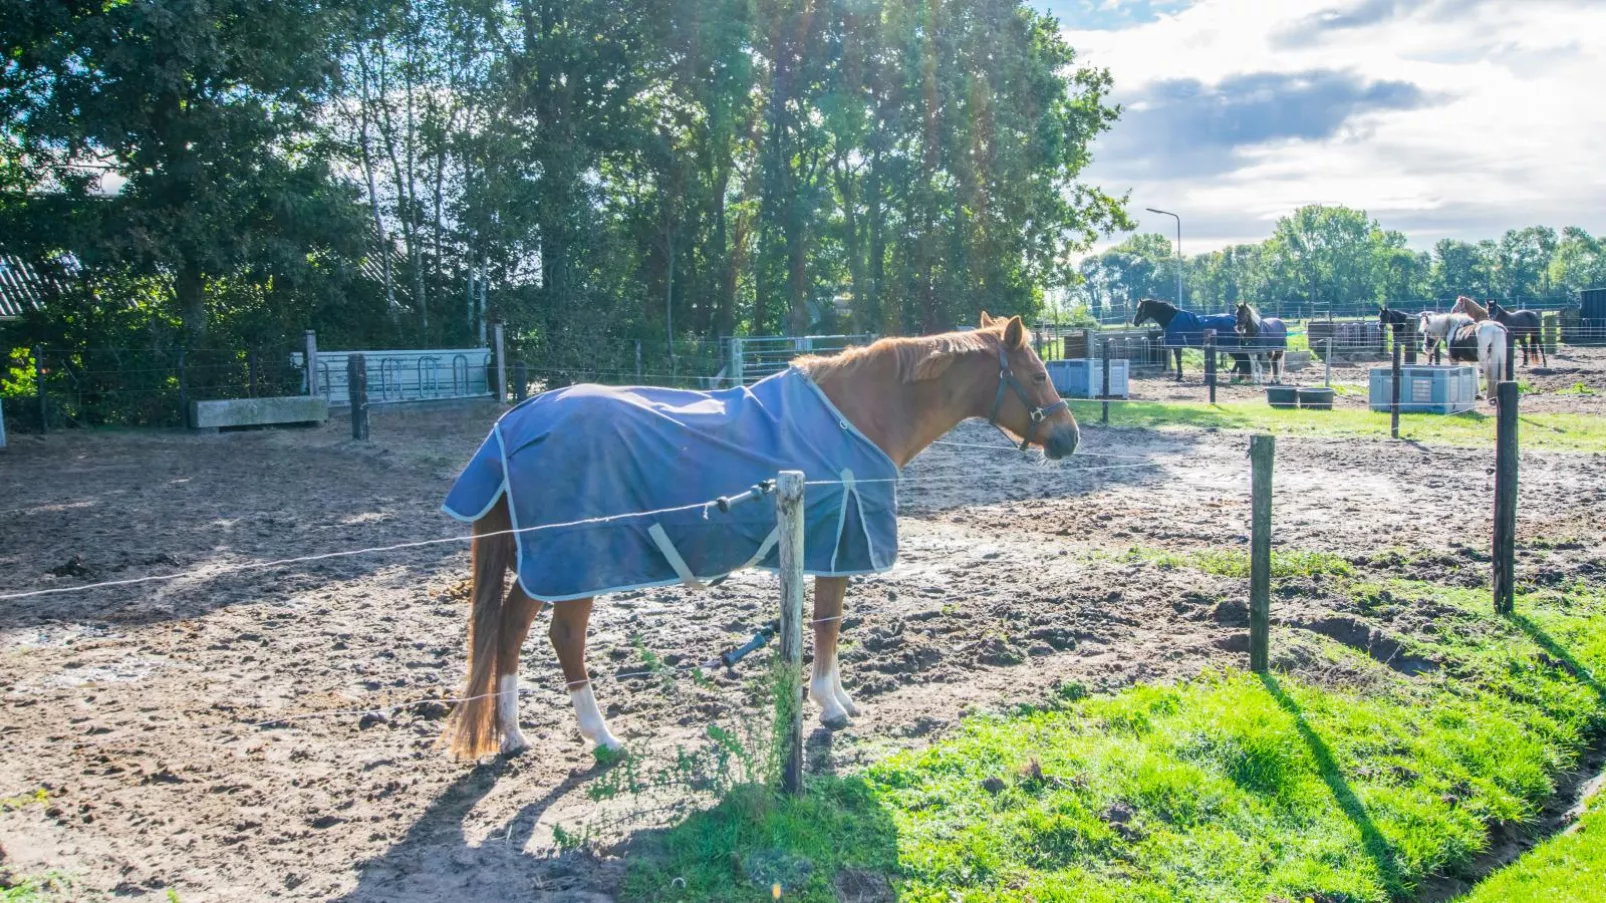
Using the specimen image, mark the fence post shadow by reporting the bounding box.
[1257,673,1405,894]
[1508,614,1606,703]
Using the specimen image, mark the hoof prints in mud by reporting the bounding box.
[1294,616,1440,676]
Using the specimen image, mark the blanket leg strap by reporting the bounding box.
[648,523,707,590]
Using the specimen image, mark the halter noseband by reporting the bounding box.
[987,347,1070,452]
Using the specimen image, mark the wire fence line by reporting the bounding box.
[0,462,1176,603]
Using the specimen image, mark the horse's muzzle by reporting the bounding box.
[1044,423,1080,460]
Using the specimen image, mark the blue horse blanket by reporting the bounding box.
[442,368,900,602]
[1163,311,1243,348]
[1163,311,1287,350]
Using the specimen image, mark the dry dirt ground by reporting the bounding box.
[2,372,1604,901]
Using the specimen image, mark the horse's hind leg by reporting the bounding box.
[810,576,856,729]
[494,583,545,754]
[550,598,623,750]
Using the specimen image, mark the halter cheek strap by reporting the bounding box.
[988,347,1070,452]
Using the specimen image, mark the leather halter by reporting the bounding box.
[987,347,1069,452]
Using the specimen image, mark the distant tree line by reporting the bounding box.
[1076,205,1606,321]
[0,0,1128,375]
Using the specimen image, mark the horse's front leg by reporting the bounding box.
[810,576,857,729]
[494,583,546,754]
[550,597,623,750]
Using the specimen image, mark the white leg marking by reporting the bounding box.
[569,684,623,751]
[810,651,851,727]
[498,674,529,754]
[829,661,860,718]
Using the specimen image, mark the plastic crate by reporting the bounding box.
[1369,365,1479,414]
[1047,359,1130,399]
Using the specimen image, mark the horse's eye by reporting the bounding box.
[1033,373,1047,383]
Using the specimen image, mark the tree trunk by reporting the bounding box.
[836,155,865,333]
[176,258,206,345]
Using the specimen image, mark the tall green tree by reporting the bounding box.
[2,0,365,345]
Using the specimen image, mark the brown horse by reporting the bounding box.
[442,313,1081,760]
[1452,296,1548,367]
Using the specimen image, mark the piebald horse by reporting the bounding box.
[442,314,1081,759]
[1421,311,1509,403]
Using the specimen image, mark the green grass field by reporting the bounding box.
[620,570,1606,902]
[1455,789,1606,902]
[1065,400,1606,453]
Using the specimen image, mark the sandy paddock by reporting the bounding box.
[2,353,1604,901]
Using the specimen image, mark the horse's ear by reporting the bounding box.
[1003,316,1025,349]
[978,311,995,327]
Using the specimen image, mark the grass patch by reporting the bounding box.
[625,582,1606,902]
[1066,400,1606,452]
[1455,789,1606,902]
[1120,546,1353,580]
[0,873,73,903]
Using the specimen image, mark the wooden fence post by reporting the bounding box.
[1391,342,1402,439]
[1493,381,1518,615]
[248,349,259,398]
[1249,434,1274,673]
[303,330,319,398]
[1504,329,1516,383]
[35,346,47,434]
[348,354,369,441]
[492,322,507,404]
[1205,329,1217,403]
[1325,336,1333,388]
[513,361,528,402]
[776,470,806,796]
[1101,338,1112,425]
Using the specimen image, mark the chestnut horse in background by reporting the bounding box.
[1451,296,1548,367]
[442,314,1081,759]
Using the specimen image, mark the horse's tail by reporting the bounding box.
[443,495,514,760]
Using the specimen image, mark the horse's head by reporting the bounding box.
[969,312,1079,459]
[1489,300,1506,318]
[1234,302,1257,337]
[1132,297,1169,328]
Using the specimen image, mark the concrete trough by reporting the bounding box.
[191,396,329,431]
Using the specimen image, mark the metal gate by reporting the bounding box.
[726,335,874,385]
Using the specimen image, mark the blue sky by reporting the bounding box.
[1038,0,1606,253]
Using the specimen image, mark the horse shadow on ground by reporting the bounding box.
[338,751,902,903]
[336,757,617,902]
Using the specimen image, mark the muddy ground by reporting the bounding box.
[1145,341,1606,414]
[2,367,1604,901]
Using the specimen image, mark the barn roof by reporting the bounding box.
[0,254,68,320]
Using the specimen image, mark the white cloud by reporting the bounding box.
[1049,0,1606,252]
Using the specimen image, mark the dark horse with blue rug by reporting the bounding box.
[1133,298,1287,382]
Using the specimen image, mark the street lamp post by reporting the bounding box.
[1146,207,1182,306]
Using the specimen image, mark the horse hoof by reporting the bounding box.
[500,729,531,756]
[820,712,851,731]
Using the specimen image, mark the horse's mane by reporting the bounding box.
[797,327,1007,384]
